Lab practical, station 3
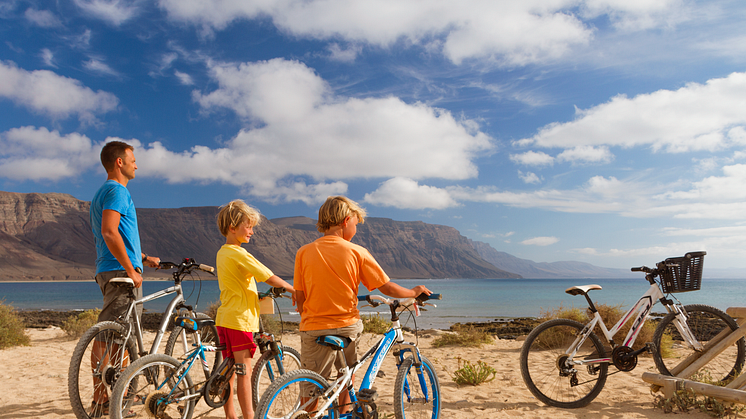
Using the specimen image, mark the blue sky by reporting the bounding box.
[2,0,746,271]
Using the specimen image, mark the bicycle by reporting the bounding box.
[255,292,442,419]
[107,287,300,419]
[68,258,220,419]
[108,314,230,419]
[252,287,302,409]
[519,251,746,408]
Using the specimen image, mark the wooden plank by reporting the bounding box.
[643,372,746,404]
[679,322,746,379]
[670,316,746,377]
[727,307,746,319]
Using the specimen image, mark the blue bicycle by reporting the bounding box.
[255,293,442,419]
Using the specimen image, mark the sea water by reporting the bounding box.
[2,277,743,329]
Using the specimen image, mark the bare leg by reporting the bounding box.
[222,349,253,419]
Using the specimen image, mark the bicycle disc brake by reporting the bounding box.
[144,391,170,418]
[612,346,637,372]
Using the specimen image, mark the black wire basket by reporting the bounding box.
[660,251,706,293]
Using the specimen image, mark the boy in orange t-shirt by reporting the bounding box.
[294,196,431,411]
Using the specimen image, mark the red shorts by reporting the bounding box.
[217,326,257,359]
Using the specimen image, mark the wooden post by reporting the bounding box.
[669,316,746,377]
[643,372,746,404]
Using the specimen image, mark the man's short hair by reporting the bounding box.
[217,199,262,237]
[100,141,134,172]
[316,196,367,232]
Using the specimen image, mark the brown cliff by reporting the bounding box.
[0,191,518,280]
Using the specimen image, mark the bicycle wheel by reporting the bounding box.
[520,318,608,408]
[256,369,338,419]
[653,304,745,383]
[68,321,138,419]
[165,311,223,382]
[251,345,302,408]
[393,355,441,419]
[109,353,195,419]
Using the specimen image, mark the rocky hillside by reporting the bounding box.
[471,240,635,279]
[0,191,518,280]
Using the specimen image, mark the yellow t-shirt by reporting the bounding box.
[294,235,390,331]
[215,244,273,332]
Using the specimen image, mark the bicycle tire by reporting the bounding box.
[393,355,441,419]
[109,353,195,419]
[203,356,235,408]
[653,304,745,383]
[256,368,338,419]
[164,311,223,381]
[520,318,608,408]
[68,321,138,419]
[251,345,302,408]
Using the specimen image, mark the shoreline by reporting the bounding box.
[15,309,540,338]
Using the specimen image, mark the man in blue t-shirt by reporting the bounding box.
[90,140,160,322]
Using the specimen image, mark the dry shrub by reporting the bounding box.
[0,301,31,349]
[61,308,102,339]
[432,325,494,348]
[451,357,497,386]
[362,314,391,335]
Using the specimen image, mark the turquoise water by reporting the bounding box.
[2,277,744,329]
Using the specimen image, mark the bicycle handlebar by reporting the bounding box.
[357,293,441,309]
[258,287,289,299]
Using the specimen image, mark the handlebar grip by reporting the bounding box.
[631,267,643,272]
[198,264,215,273]
[417,293,441,302]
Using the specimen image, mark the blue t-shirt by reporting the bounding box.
[90,180,143,275]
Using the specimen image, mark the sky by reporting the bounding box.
[1,0,746,271]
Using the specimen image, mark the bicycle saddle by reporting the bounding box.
[565,284,602,296]
[316,335,352,350]
[109,277,135,286]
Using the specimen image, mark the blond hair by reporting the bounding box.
[217,200,261,237]
[316,196,367,232]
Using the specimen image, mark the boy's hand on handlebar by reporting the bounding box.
[412,285,432,298]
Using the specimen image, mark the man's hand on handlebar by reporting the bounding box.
[143,255,160,269]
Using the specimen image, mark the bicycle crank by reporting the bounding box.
[612,346,637,371]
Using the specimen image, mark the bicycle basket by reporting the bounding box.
[660,251,705,293]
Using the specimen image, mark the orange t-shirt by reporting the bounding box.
[294,235,390,331]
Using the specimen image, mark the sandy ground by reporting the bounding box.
[0,327,729,419]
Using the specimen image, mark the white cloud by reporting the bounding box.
[73,0,140,26]
[179,58,492,201]
[327,43,362,62]
[158,0,687,66]
[0,61,118,121]
[174,70,194,85]
[518,171,542,184]
[557,145,613,164]
[0,126,102,181]
[521,236,559,246]
[40,48,56,67]
[24,8,63,28]
[149,52,179,78]
[516,72,746,153]
[83,58,120,77]
[510,150,554,166]
[364,177,458,209]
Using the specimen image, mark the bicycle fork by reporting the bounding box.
[669,305,705,352]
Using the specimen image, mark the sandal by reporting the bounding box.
[89,400,109,418]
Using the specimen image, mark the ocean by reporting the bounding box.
[2,277,744,329]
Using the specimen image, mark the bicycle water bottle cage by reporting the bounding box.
[565,284,602,296]
[316,335,351,350]
[109,277,135,287]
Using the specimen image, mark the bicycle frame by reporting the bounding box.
[567,282,704,368]
[156,335,223,404]
[298,314,425,418]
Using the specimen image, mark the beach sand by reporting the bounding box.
[0,327,726,419]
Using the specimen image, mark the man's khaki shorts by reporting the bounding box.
[95,270,143,323]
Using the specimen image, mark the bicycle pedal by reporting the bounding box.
[358,388,378,403]
[645,342,656,354]
[376,370,386,378]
